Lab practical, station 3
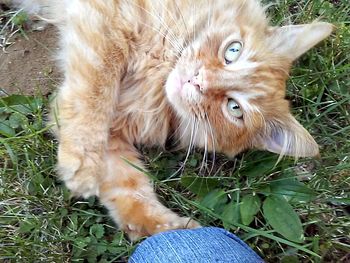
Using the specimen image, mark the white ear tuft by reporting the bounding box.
[270,22,333,60]
[257,114,319,158]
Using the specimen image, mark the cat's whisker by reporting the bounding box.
[172,0,191,47]
[205,113,216,175]
[192,2,196,42]
[129,2,183,54]
[178,117,192,143]
[134,20,182,58]
[207,0,212,29]
[169,114,190,144]
[184,116,196,159]
[262,2,278,13]
[199,119,209,175]
[156,0,189,49]
[237,0,249,15]
[147,1,184,53]
[192,117,200,149]
[182,116,198,170]
[168,115,197,179]
[133,19,180,53]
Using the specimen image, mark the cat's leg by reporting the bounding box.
[54,80,114,197]
[52,1,126,197]
[54,62,120,197]
[99,135,199,241]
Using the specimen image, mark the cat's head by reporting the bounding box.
[165,4,333,158]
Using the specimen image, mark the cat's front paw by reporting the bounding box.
[57,144,101,197]
[123,213,200,241]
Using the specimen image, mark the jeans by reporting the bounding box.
[129,227,264,263]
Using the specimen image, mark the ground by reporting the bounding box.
[0,25,60,96]
[0,1,349,262]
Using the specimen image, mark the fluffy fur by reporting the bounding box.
[17,0,332,240]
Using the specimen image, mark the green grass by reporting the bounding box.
[1,0,349,262]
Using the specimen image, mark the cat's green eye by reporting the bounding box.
[224,41,243,64]
[227,99,243,119]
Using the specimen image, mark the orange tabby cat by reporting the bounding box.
[19,0,332,240]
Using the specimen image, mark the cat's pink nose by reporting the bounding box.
[186,71,201,91]
[186,79,201,91]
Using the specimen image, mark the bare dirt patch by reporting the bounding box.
[0,25,61,96]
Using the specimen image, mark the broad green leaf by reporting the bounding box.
[95,240,108,254]
[181,176,220,197]
[0,95,43,115]
[263,196,304,243]
[222,201,240,229]
[75,237,91,249]
[90,224,105,239]
[200,189,227,212]
[0,95,33,106]
[0,112,7,121]
[240,195,261,225]
[8,113,23,129]
[0,122,16,137]
[32,119,44,131]
[269,178,317,202]
[240,156,278,178]
[107,246,125,254]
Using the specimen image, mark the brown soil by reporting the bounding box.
[0,25,62,96]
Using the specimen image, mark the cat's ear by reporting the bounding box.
[269,22,333,60]
[256,114,319,157]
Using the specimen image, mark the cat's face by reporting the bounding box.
[166,20,333,158]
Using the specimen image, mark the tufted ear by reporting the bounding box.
[257,114,319,158]
[269,22,333,60]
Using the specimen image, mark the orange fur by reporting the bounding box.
[21,0,333,240]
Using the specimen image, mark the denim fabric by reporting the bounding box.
[129,227,264,263]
